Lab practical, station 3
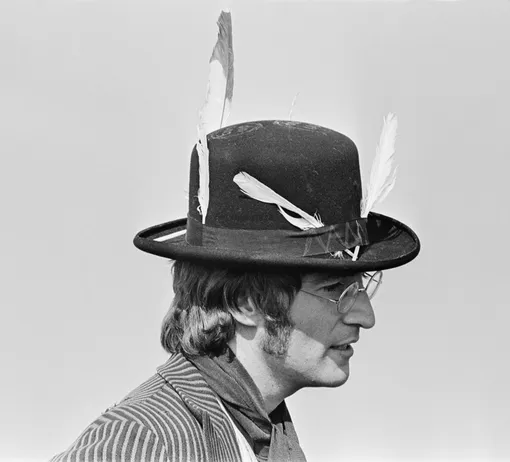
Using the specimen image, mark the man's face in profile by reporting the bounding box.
[264,272,376,391]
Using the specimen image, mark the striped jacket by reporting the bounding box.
[50,353,244,462]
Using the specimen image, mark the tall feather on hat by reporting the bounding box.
[196,10,234,224]
[351,112,398,261]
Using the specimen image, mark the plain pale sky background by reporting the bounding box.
[1,0,509,461]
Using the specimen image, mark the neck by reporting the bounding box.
[228,334,299,415]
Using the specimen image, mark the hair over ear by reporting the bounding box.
[160,260,302,357]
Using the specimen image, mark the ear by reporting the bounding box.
[230,298,265,328]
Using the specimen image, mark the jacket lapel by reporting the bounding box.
[157,353,243,461]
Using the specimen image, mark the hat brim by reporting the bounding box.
[133,212,420,272]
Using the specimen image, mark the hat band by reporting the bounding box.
[186,215,370,257]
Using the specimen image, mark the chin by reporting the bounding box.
[311,364,350,388]
[325,371,350,387]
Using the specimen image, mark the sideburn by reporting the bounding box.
[261,321,294,357]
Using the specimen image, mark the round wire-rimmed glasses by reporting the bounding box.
[300,271,383,314]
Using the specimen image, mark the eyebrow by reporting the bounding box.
[305,272,356,288]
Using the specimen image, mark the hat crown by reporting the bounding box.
[188,120,362,231]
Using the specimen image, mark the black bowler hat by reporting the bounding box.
[133,119,420,272]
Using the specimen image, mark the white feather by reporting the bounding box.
[361,113,398,217]
[199,63,232,135]
[288,92,300,121]
[233,172,324,230]
[196,129,210,222]
[351,113,398,261]
[197,10,234,224]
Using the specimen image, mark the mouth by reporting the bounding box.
[330,344,352,351]
[329,338,358,356]
[331,337,358,350]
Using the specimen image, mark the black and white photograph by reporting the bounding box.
[1,1,508,461]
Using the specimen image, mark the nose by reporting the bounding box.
[343,291,376,329]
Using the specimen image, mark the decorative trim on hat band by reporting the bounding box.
[185,215,370,257]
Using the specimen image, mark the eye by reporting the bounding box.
[323,282,345,293]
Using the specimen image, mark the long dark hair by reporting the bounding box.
[161,261,302,357]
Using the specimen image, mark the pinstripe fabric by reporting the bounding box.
[50,353,243,462]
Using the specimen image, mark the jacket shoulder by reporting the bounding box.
[50,358,209,462]
[50,416,166,462]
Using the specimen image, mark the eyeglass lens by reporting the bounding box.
[337,285,358,313]
[365,271,382,299]
[337,271,382,313]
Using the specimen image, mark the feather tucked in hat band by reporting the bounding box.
[196,10,234,224]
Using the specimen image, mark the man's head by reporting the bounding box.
[161,260,376,390]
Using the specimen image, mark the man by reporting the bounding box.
[50,118,420,462]
[51,9,419,460]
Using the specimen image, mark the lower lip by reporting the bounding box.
[330,344,354,358]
